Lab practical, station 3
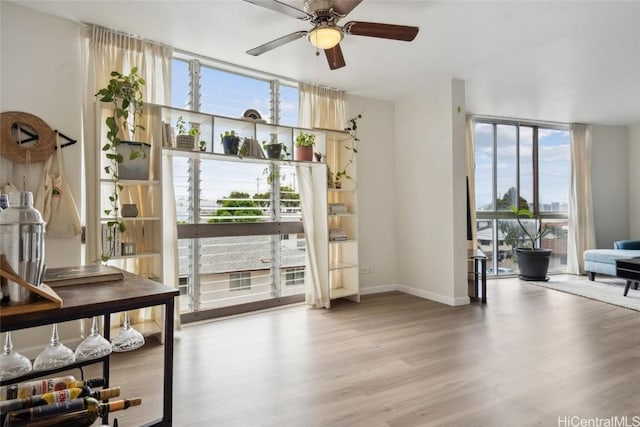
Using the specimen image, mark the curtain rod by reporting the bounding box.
[469,113,583,128]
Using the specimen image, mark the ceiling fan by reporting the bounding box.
[243,0,419,70]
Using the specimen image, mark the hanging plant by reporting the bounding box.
[332,114,362,187]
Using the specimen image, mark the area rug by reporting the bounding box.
[528,276,640,312]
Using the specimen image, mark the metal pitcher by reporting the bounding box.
[0,191,46,304]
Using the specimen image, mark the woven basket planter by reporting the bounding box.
[176,134,195,150]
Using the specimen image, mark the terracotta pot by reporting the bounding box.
[295,145,313,161]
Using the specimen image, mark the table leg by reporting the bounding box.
[473,259,480,301]
[102,314,111,425]
[624,280,632,297]
[163,301,175,426]
[481,258,487,304]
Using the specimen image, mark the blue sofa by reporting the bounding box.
[584,240,640,280]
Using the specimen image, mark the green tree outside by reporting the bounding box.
[209,187,301,223]
[209,191,263,223]
[253,185,300,212]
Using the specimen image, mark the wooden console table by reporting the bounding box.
[0,272,179,426]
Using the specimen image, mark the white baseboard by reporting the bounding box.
[359,284,399,295]
[360,283,470,306]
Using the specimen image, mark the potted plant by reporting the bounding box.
[199,140,207,152]
[511,206,553,281]
[175,116,198,150]
[95,67,147,253]
[262,138,289,160]
[333,170,349,189]
[327,114,362,189]
[220,130,240,155]
[295,132,315,161]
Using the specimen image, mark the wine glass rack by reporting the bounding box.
[0,271,178,426]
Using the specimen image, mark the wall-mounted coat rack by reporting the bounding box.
[13,125,77,149]
[0,111,76,164]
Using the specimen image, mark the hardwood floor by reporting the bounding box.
[88,275,640,426]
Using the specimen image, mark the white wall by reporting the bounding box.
[629,125,640,239]
[393,77,468,306]
[591,125,629,247]
[0,1,84,268]
[345,95,398,293]
[1,2,85,354]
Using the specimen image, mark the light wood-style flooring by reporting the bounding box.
[85,275,640,426]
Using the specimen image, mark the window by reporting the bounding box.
[171,59,190,109]
[473,119,570,276]
[284,268,305,287]
[172,56,298,125]
[229,272,251,291]
[279,84,299,127]
[170,56,303,319]
[200,66,271,119]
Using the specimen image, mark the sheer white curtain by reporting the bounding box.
[297,165,329,308]
[567,124,596,274]
[297,83,345,307]
[82,26,179,327]
[298,82,346,129]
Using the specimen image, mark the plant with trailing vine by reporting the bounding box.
[95,67,146,260]
[332,114,361,185]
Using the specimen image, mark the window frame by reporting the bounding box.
[171,54,304,320]
[229,272,252,291]
[473,117,570,276]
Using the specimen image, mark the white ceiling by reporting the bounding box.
[11,0,640,125]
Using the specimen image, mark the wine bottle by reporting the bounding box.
[0,387,120,424]
[2,397,142,427]
[0,376,105,400]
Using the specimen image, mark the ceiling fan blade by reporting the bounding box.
[331,0,363,17]
[324,44,346,70]
[343,21,419,41]
[247,31,308,56]
[243,0,311,20]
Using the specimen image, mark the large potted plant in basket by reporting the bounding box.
[511,206,553,281]
[95,67,147,259]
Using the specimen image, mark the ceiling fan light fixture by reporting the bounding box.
[308,26,343,50]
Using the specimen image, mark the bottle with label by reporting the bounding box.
[0,386,120,424]
[0,376,105,400]
[2,396,141,427]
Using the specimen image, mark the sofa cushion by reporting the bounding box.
[614,240,640,250]
[584,249,640,264]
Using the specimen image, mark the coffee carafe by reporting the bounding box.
[0,191,46,304]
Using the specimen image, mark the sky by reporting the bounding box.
[474,122,570,211]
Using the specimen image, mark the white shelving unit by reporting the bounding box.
[326,130,360,305]
[141,106,360,310]
[156,105,327,161]
[96,103,165,338]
